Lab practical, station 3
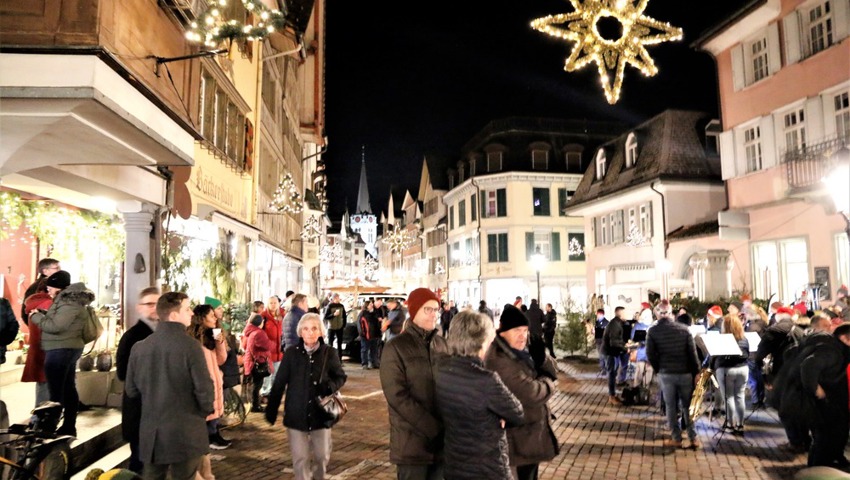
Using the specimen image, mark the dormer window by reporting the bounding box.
[487,151,502,171]
[625,133,638,168]
[457,161,466,183]
[566,152,582,172]
[532,150,548,170]
[595,149,607,180]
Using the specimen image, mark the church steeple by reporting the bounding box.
[356,145,372,214]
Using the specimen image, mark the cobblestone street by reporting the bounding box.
[213,359,806,479]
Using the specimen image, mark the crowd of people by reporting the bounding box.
[5,256,850,479]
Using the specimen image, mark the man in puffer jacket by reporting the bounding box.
[30,270,96,437]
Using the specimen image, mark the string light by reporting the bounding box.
[185,0,289,47]
[382,222,416,254]
[434,260,446,276]
[531,0,683,104]
[362,256,378,280]
[626,220,648,247]
[268,173,303,214]
[300,215,321,241]
[568,237,585,257]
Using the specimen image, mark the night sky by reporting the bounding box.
[323,0,744,219]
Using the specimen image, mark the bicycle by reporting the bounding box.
[0,402,74,480]
[220,383,248,429]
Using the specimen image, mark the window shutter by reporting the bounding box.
[558,188,567,216]
[541,188,550,216]
[731,44,745,91]
[647,202,654,237]
[767,23,782,75]
[488,234,497,262]
[593,217,600,247]
[551,232,561,261]
[500,233,509,262]
[471,194,477,221]
[805,96,824,141]
[449,205,454,230]
[759,116,777,169]
[497,188,507,217]
[526,232,535,260]
[480,191,486,218]
[719,130,736,180]
[783,12,801,65]
[835,0,850,43]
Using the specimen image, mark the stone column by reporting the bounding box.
[119,201,157,330]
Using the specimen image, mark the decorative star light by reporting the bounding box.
[626,220,647,247]
[434,260,446,276]
[300,215,321,241]
[268,173,303,214]
[362,256,378,280]
[568,237,585,257]
[531,0,683,104]
[185,0,289,47]
[382,222,415,254]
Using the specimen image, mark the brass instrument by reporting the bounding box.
[689,367,714,424]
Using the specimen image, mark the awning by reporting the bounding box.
[205,210,261,240]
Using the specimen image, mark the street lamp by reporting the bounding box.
[531,247,547,302]
[824,145,850,247]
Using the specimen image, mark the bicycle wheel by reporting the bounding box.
[220,387,247,429]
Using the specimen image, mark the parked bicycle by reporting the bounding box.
[0,402,74,480]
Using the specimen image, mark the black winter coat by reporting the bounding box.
[601,318,626,356]
[646,318,699,375]
[265,338,347,431]
[525,305,545,339]
[755,319,804,378]
[115,319,154,443]
[435,356,523,480]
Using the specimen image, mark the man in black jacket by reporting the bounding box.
[646,300,701,449]
[755,306,803,387]
[115,286,160,474]
[323,293,347,357]
[602,308,626,404]
[594,309,609,374]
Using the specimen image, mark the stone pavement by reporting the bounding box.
[213,359,810,479]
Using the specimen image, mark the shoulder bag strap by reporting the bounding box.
[319,346,330,385]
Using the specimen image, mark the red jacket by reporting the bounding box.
[244,324,273,377]
[22,293,52,383]
[261,309,284,362]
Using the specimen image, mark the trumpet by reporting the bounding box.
[689,367,714,424]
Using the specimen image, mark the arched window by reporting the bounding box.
[625,133,638,168]
[595,149,607,180]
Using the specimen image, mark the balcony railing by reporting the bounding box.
[783,135,848,190]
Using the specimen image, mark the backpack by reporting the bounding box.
[621,385,650,406]
[81,306,104,344]
[0,298,19,346]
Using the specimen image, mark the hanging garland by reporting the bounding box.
[268,173,304,214]
[186,0,290,47]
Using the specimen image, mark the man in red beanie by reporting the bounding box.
[379,288,448,479]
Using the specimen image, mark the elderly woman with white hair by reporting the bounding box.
[434,310,524,479]
[265,313,347,480]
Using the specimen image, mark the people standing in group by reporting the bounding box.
[630,308,653,389]
[266,313,347,480]
[125,292,214,480]
[712,315,750,434]
[30,270,94,437]
[20,258,61,409]
[383,298,407,343]
[743,307,767,409]
[484,304,560,480]
[646,299,701,450]
[20,258,61,319]
[115,287,160,474]
[440,300,458,338]
[323,293,347,357]
[244,314,273,413]
[188,304,229,465]
[756,306,804,387]
[602,307,627,405]
[260,295,284,400]
[435,310,523,479]
[594,308,609,375]
[380,288,449,480]
[524,299,545,345]
[543,303,557,358]
[283,294,308,353]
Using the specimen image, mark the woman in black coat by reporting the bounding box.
[435,311,524,480]
[266,312,347,480]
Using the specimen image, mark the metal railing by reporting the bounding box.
[783,135,848,189]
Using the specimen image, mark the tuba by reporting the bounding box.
[689,367,714,424]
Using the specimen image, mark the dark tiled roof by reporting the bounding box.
[667,220,720,241]
[423,155,450,191]
[567,110,722,210]
[451,117,624,179]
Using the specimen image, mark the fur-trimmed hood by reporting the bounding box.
[54,282,95,306]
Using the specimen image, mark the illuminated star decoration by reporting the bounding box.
[531,0,683,104]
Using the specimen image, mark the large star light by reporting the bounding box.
[531,0,683,104]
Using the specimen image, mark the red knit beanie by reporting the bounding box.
[407,288,440,320]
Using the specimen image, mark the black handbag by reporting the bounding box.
[254,359,271,377]
[318,348,347,425]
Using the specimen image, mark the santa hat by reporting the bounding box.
[775,306,794,320]
[640,302,652,311]
[707,305,723,318]
[793,302,808,315]
[838,285,849,297]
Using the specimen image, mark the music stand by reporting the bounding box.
[702,334,751,448]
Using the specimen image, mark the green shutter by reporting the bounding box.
[471,194,477,221]
[558,189,567,216]
[526,232,535,260]
[480,191,486,218]
[499,233,509,262]
[552,232,561,261]
[541,188,550,216]
[449,205,454,230]
[497,188,507,217]
[488,234,497,262]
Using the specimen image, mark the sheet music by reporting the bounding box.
[702,333,745,357]
[744,332,761,352]
[688,325,706,337]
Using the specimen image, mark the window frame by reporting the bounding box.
[783,108,807,154]
[744,125,763,173]
[595,149,607,180]
[625,133,638,168]
[487,233,509,263]
[532,187,551,216]
[835,91,850,141]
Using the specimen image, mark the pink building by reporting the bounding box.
[696,0,850,305]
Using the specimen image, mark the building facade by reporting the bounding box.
[696,0,850,305]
